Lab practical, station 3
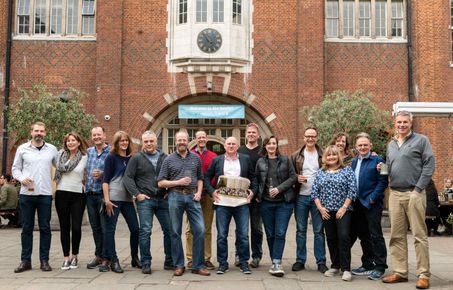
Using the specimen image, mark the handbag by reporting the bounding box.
[437,217,446,234]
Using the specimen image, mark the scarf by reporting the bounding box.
[55,149,82,184]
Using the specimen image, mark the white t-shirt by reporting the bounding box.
[56,155,88,193]
[299,149,319,196]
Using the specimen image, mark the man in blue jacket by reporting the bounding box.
[350,132,388,281]
[204,137,258,275]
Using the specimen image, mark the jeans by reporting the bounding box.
[136,198,172,266]
[86,194,105,258]
[103,201,139,262]
[249,201,263,259]
[260,200,294,264]
[216,204,250,266]
[324,210,352,272]
[350,201,388,272]
[55,190,86,256]
[19,194,52,262]
[294,195,326,264]
[168,191,205,269]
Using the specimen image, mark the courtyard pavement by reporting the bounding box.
[0,213,452,290]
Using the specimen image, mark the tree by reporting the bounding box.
[301,90,393,156]
[8,84,98,149]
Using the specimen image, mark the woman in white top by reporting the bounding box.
[55,132,88,270]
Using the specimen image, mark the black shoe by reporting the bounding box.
[40,260,52,271]
[99,261,110,272]
[216,264,229,274]
[110,260,124,273]
[239,263,251,274]
[317,263,328,273]
[87,256,102,269]
[164,262,175,270]
[292,262,305,271]
[142,264,152,274]
[14,261,32,273]
[131,255,142,268]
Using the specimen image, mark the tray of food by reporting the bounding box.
[214,175,251,207]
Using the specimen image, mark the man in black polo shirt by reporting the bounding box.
[157,131,209,277]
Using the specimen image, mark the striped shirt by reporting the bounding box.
[158,150,203,189]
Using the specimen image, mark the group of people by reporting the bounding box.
[9,110,435,289]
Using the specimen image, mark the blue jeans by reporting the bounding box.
[294,195,326,264]
[168,191,205,269]
[86,194,105,258]
[260,200,294,264]
[19,195,52,262]
[216,204,250,266]
[136,198,172,266]
[103,201,139,262]
[324,210,352,271]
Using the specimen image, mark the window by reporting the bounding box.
[15,0,96,36]
[196,0,207,22]
[326,1,339,37]
[213,0,224,22]
[233,0,241,24]
[325,0,406,40]
[375,0,386,37]
[391,0,403,37]
[359,1,371,36]
[179,0,188,24]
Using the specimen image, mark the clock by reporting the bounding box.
[197,28,222,53]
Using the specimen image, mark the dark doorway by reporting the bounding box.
[207,141,225,155]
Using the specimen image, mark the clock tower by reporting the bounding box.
[167,0,253,73]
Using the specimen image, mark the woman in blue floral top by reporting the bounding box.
[312,145,357,281]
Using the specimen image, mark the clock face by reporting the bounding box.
[197,28,222,53]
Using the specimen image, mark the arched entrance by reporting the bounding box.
[149,95,271,154]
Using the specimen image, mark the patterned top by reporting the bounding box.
[157,150,203,189]
[311,166,357,211]
[86,144,111,194]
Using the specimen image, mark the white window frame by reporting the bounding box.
[14,0,96,40]
[178,0,188,24]
[325,0,407,43]
[196,0,207,23]
[233,0,242,25]
[213,0,224,23]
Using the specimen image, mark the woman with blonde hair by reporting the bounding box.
[55,132,88,270]
[99,131,140,273]
[312,145,357,281]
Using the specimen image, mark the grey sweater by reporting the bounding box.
[386,132,435,192]
[123,150,167,198]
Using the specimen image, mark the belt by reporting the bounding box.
[86,191,102,195]
[172,188,196,195]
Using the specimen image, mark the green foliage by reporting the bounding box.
[301,91,393,156]
[8,84,98,149]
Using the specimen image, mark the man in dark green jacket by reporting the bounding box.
[0,174,19,226]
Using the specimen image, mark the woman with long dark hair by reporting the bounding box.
[312,145,357,281]
[55,132,88,270]
[255,136,297,277]
[99,131,140,273]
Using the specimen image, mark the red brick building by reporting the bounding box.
[0,0,452,184]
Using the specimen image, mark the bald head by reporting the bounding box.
[224,137,239,156]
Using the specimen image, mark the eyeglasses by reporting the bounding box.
[304,135,317,139]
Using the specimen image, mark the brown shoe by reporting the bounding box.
[187,261,193,269]
[205,260,215,270]
[191,268,210,276]
[174,267,185,276]
[40,260,52,272]
[416,278,430,289]
[382,274,408,283]
[14,261,32,273]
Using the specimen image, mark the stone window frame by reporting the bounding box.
[325,0,407,43]
[14,0,96,39]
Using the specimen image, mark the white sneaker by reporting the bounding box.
[324,268,339,277]
[342,271,352,281]
[269,263,285,277]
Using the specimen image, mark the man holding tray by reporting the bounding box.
[204,137,258,275]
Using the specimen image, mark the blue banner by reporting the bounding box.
[178,105,245,119]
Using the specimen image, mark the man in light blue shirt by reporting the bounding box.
[12,122,58,273]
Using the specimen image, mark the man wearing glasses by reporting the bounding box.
[290,127,328,274]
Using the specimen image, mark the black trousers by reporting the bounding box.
[350,201,388,271]
[55,190,86,256]
[324,210,351,272]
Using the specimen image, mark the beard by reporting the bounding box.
[177,144,188,153]
[33,135,43,142]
